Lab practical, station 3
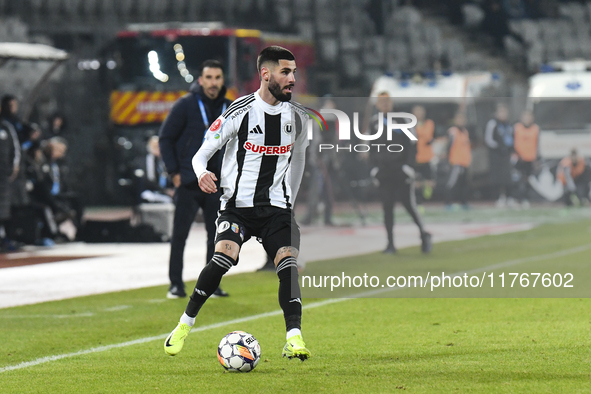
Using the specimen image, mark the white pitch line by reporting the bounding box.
[104,305,131,312]
[2,242,589,374]
[461,243,591,275]
[340,243,591,297]
[0,313,95,319]
[0,298,344,374]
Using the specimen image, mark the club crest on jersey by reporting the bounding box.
[282,121,293,135]
[231,223,240,233]
[217,221,230,233]
[210,118,222,132]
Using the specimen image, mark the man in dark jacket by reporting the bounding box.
[1,95,35,207]
[0,119,20,251]
[484,103,514,207]
[368,92,432,254]
[159,60,231,299]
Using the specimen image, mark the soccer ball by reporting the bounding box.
[217,331,261,372]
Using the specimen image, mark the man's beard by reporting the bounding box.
[205,86,221,99]
[268,75,292,102]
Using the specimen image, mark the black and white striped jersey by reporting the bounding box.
[192,91,309,210]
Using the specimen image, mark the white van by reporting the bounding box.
[528,61,591,160]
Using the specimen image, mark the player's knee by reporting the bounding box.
[274,246,299,266]
[214,240,240,260]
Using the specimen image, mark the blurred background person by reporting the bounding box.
[485,103,515,208]
[159,59,231,299]
[556,148,590,206]
[0,95,42,153]
[0,95,32,147]
[480,0,510,51]
[0,117,21,251]
[45,112,68,139]
[513,110,539,209]
[413,105,435,205]
[23,142,60,244]
[1,94,35,208]
[368,92,432,254]
[28,137,82,240]
[444,112,472,210]
[138,136,174,204]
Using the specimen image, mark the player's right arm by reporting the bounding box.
[192,115,237,193]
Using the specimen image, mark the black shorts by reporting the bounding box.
[214,206,300,261]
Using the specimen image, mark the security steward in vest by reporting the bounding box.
[513,110,539,207]
[413,105,435,202]
[159,60,231,299]
[445,112,472,208]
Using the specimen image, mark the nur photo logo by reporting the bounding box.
[305,107,417,153]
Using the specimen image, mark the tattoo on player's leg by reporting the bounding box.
[275,246,299,265]
[214,240,240,260]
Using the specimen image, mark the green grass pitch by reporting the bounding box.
[1,218,591,393]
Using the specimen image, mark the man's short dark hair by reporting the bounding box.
[199,59,224,76]
[257,46,295,74]
[0,94,17,116]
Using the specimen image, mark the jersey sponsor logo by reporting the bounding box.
[230,104,252,120]
[217,221,230,233]
[249,125,263,134]
[244,141,294,155]
[214,133,221,139]
[282,121,293,135]
[210,118,222,132]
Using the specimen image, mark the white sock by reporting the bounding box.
[286,328,302,340]
[180,312,195,327]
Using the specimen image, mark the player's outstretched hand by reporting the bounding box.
[198,171,218,194]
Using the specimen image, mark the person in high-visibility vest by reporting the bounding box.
[556,148,590,206]
[512,110,539,208]
[445,112,472,209]
[412,105,435,203]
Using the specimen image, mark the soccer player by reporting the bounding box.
[164,46,311,360]
[368,92,432,254]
